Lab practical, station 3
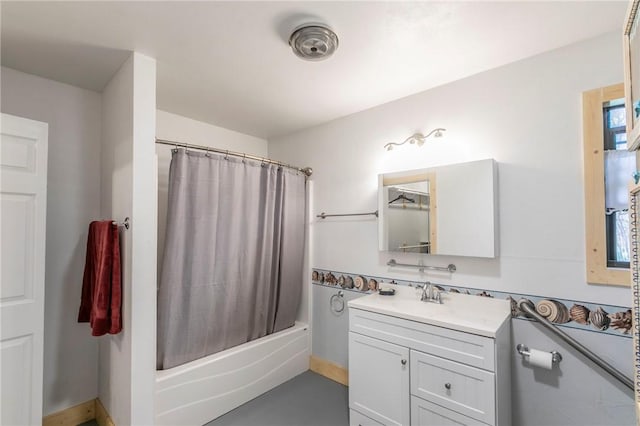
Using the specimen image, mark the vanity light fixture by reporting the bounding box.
[384,128,446,151]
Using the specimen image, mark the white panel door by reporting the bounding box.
[349,332,410,426]
[0,113,48,425]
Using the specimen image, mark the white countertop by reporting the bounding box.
[347,285,511,337]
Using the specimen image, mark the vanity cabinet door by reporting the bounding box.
[349,332,410,426]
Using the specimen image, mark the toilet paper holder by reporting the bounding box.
[516,344,562,364]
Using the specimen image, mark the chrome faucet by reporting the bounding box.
[420,281,442,304]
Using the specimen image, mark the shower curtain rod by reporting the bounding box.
[156,138,313,177]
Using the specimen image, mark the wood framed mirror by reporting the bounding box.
[378,159,498,258]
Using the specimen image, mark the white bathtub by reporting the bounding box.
[155,322,310,426]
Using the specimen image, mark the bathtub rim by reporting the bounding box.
[155,321,309,381]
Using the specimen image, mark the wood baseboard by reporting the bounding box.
[42,398,115,426]
[95,398,116,426]
[309,355,349,386]
[42,399,95,426]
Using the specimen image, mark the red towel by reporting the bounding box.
[78,221,122,336]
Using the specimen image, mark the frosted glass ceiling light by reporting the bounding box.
[384,128,446,151]
[289,24,339,61]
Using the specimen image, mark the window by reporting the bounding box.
[603,100,632,268]
[583,83,634,286]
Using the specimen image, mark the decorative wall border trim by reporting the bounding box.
[312,268,632,338]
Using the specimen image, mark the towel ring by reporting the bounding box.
[330,290,345,314]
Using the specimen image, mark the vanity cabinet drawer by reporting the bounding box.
[411,396,489,426]
[350,409,386,426]
[350,308,495,370]
[410,350,495,424]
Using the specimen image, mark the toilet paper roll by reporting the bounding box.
[527,349,553,370]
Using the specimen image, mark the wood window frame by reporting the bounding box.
[583,83,629,286]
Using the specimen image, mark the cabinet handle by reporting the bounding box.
[401,359,407,365]
[445,382,452,390]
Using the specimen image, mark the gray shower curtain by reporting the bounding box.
[157,149,306,370]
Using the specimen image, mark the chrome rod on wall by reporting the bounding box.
[112,217,130,230]
[316,211,378,219]
[397,243,430,250]
[155,138,313,177]
[518,299,633,391]
[387,259,456,273]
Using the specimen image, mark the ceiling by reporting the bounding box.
[1,1,628,139]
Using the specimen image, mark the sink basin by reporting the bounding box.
[347,284,510,337]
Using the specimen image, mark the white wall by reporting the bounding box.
[0,67,101,415]
[99,53,133,426]
[99,52,157,425]
[270,31,629,307]
[270,32,635,425]
[130,53,157,426]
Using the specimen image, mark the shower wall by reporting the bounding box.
[269,31,635,425]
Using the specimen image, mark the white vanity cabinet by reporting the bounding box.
[347,287,511,426]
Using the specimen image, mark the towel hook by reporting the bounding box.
[112,217,130,230]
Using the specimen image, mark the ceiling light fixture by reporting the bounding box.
[289,24,339,61]
[384,128,446,151]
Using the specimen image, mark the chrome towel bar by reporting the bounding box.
[387,259,456,273]
[316,210,378,219]
[518,299,633,391]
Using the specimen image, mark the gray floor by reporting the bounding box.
[206,371,349,426]
[76,371,347,426]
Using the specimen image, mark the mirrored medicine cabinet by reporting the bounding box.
[378,159,498,258]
